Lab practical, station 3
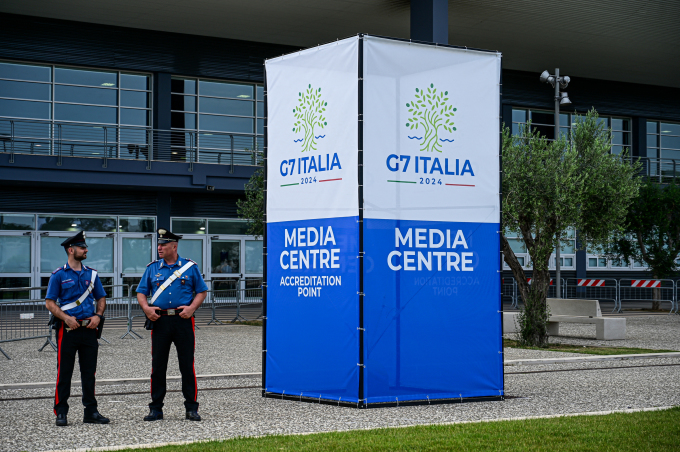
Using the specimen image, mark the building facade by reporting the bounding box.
[0,5,679,300]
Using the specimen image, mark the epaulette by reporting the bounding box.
[85,265,97,271]
[52,267,64,275]
[147,260,159,267]
[185,258,196,263]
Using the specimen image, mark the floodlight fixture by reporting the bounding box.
[560,75,570,88]
[559,93,571,105]
[540,70,550,83]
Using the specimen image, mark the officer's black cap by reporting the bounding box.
[157,228,182,244]
[61,231,88,249]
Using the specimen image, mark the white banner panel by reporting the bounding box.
[362,36,501,224]
[266,37,359,223]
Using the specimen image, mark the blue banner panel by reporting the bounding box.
[266,216,360,402]
[363,219,503,403]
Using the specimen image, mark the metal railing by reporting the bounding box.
[0,118,263,169]
[625,155,680,183]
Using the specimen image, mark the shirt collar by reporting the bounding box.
[161,255,183,268]
[64,262,86,272]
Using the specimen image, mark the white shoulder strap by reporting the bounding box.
[60,270,98,312]
[149,261,195,305]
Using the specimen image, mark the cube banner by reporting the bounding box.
[264,35,503,407]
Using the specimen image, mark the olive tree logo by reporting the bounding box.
[405,83,457,152]
[293,84,327,152]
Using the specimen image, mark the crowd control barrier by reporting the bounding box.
[564,278,619,312]
[0,286,55,359]
[618,279,676,313]
[501,278,518,308]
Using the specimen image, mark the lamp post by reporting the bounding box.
[540,69,571,298]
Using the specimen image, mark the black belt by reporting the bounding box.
[64,319,91,331]
[158,308,192,316]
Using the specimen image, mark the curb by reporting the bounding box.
[504,352,680,367]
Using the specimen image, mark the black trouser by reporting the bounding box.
[150,315,198,412]
[54,324,99,416]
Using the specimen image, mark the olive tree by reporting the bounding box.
[236,167,264,238]
[502,110,640,346]
[607,180,680,310]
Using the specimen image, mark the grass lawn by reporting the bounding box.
[116,407,680,451]
[503,338,678,355]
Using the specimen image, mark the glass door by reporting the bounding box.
[208,236,242,291]
[177,235,206,277]
[38,232,116,298]
[118,233,155,297]
[0,231,34,300]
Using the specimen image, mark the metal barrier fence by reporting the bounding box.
[501,278,517,308]
[564,278,620,312]
[618,279,676,313]
[0,291,55,359]
[208,288,263,324]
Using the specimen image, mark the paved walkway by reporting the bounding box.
[0,316,678,452]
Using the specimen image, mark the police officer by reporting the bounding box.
[45,231,109,427]
[136,228,208,421]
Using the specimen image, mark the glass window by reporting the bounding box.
[610,258,629,268]
[171,112,196,129]
[122,237,152,273]
[256,85,264,100]
[55,85,117,106]
[507,238,526,254]
[199,97,253,116]
[257,102,264,118]
[245,240,263,273]
[0,98,51,119]
[0,277,32,300]
[208,219,249,235]
[177,239,203,273]
[211,277,239,291]
[120,108,148,126]
[171,78,196,95]
[172,95,196,112]
[0,214,34,230]
[199,81,253,99]
[119,217,155,233]
[211,240,240,274]
[559,257,573,267]
[85,237,114,272]
[199,114,253,133]
[55,67,117,87]
[121,90,149,108]
[588,257,607,268]
[38,216,117,232]
[171,218,206,234]
[120,74,149,91]
[0,62,51,82]
[0,236,31,272]
[55,103,117,124]
[40,236,67,272]
[0,80,51,101]
[123,276,142,296]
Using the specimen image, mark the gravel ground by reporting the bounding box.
[0,325,261,385]
[1,316,679,451]
[504,314,680,350]
[0,358,678,452]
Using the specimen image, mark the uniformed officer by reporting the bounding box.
[45,231,109,427]
[136,228,208,422]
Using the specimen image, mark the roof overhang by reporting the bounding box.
[1,0,679,87]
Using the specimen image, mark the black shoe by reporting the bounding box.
[185,410,201,421]
[83,412,110,424]
[144,410,163,421]
[55,413,67,427]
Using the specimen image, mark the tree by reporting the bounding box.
[293,84,327,153]
[502,109,640,346]
[608,180,680,310]
[236,167,264,238]
[405,83,456,153]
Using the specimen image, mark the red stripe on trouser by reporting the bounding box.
[150,330,153,396]
[192,317,197,402]
[54,326,63,416]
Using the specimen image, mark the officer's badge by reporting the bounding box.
[155,273,162,277]
[181,279,186,285]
